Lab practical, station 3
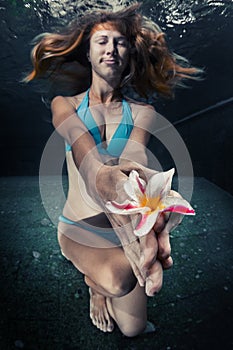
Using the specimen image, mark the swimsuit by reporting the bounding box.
[65,89,134,157]
[59,90,134,237]
[58,214,121,245]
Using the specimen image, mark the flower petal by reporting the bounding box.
[134,210,160,237]
[106,199,137,210]
[106,200,149,215]
[146,168,175,199]
[124,170,146,202]
[162,196,195,215]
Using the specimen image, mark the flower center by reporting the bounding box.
[140,195,165,211]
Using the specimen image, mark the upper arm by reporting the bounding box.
[119,103,157,165]
[124,102,157,146]
[51,95,91,145]
[51,96,75,126]
[131,103,157,143]
[51,95,102,168]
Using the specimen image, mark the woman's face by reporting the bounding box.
[88,27,130,83]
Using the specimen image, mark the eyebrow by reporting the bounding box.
[94,35,127,40]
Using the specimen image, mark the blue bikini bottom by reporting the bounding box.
[58,214,121,245]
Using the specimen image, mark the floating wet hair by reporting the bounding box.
[24,3,203,100]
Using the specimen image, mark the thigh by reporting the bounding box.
[58,221,135,294]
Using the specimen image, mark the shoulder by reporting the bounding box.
[126,97,156,120]
[124,97,157,130]
[125,96,155,111]
[51,92,86,111]
[51,92,86,128]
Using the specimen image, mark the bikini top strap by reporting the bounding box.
[66,90,134,157]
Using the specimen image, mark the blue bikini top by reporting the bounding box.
[66,90,134,157]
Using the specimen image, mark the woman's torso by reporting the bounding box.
[62,90,137,222]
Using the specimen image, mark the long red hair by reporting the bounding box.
[24,3,202,99]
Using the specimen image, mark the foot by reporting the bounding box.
[143,321,157,334]
[89,288,114,333]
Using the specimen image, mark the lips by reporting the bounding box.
[103,59,118,65]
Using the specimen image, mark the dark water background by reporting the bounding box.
[1,0,233,193]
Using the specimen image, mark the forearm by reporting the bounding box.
[71,141,105,199]
[53,109,106,200]
[119,137,149,168]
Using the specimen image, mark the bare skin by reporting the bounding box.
[88,286,114,333]
[53,28,182,336]
[58,210,175,335]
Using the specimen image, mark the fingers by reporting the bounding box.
[145,260,163,297]
[156,213,183,270]
[139,230,158,277]
[115,179,129,202]
[153,212,172,269]
[139,224,173,277]
[157,227,171,261]
[120,165,147,182]
[162,256,173,270]
[153,212,168,233]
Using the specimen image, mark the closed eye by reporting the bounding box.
[98,40,108,45]
[117,39,128,47]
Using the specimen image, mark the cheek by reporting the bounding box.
[120,49,130,68]
[120,46,129,56]
[89,50,99,65]
[89,42,102,60]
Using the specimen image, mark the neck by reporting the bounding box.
[89,86,112,104]
[90,72,121,103]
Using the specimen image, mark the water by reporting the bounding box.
[21,0,233,24]
[3,1,233,30]
[0,0,233,194]
[2,1,232,67]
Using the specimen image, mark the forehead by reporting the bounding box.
[91,21,119,34]
[90,29,127,40]
[90,22,127,39]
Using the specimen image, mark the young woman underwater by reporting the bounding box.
[25,4,201,337]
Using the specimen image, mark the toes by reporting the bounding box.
[104,309,114,332]
[92,312,105,332]
[89,292,114,333]
[100,314,108,332]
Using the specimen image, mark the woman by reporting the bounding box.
[25,4,200,337]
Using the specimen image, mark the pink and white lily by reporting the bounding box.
[106,168,195,237]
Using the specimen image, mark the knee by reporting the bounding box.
[102,265,137,297]
[120,320,147,338]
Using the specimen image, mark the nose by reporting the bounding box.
[106,40,117,56]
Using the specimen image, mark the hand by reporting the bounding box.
[96,161,158,202]
[137,209,182,296]
[96,163,183,296]
[108,215,166,296]
[122,227,169,296]
[118,160,158,182]
[96,165,128,202]
[125,198,183,296]
[153,190,184,266]
[102,209,157,290]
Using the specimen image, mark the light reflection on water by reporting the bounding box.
[21,0,233,27]
[44,0,131,17]
[147,0,232,26]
